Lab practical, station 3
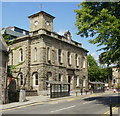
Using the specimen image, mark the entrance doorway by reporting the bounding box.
[68,76,71,83]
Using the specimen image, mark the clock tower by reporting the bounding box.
[28,11,55,33]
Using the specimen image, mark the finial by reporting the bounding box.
[39,3,43,11]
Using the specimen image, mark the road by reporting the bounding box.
[2,93,120,115]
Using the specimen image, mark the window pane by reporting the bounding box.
[35,74,38,85]
[58,49,61,63]
[20,75,23,85]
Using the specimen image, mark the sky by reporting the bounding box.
[1,2,102,61]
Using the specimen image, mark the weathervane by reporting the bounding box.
[39,4,43,11]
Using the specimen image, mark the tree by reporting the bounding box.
[99,67,112,82]
[75,2,120,66]
[87,54,99,81]
[87,54,112,82]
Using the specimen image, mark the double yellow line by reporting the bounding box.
[0,93,113,112]
[0,102,43,112]
[0,96,81,112]
[103,106,119,115]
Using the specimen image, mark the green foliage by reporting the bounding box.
[87,54,99,81]
[115,83,120,89]
[7,62,24,78]
[99,67,112,82]
[3,31,17,46]
[3,31,24,79]
[75,2,120,66]
[87,54,112,82]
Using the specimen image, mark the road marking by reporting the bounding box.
[50,105,76,113]
[49,101,58,104]
[81,94,100,100]
[0,102,43,112]
[1,93,114,112]
[103,106,119,114]
[67,98,76,101]
[82,101,94,104]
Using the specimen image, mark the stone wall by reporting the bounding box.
[0,51,8,104]
[112,67,120,86]
[9,32,88,95]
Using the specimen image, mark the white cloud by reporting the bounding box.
[91,52,101,65]
[57,29,67,36]
[91,52,99,61]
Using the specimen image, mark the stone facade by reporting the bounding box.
[0,34,8,104]
[112,67,120,87]
[9,11,88,95]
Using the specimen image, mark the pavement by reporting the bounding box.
[0,90,119,114]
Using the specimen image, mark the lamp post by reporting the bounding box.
[109,97,112,116]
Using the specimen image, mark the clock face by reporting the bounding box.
[34,21,38,26]
[46,21,50,26]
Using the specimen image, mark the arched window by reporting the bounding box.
[83,57,86,68]
[47,47,51,62]
[68,52,71,65]
[58,49,62,63]
[75,76,79,87]
[33,73,39,86]
[75,54,79,67]
[34,47,37,61]
[19,48,23,62]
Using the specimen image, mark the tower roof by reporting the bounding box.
[28,11,55,19]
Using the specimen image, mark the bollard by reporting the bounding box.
[109,97,112,116]
[19,89,26,102]
[81,89,83,95]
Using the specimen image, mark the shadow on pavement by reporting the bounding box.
[82,94,120,107]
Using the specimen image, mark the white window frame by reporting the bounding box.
[76,54,79,67]
[83,57,86,68]
[68,52,71,65]
[75,76,79,87]
[76,76,79,87]
[59,74,63,81]
[33,73,39,86]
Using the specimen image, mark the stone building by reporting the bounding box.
[0,34,8,104]
[112,66,120,88]
[9,11,88,95]
[1,26,29,40]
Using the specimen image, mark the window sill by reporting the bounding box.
[59,62,63,65]
[76,86,80,88]
[33,85,39,87]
